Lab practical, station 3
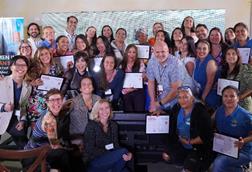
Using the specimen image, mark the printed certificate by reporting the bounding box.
[38,75,64,91]
[136,45,150,59]
[213,133,239,158]
[123,73,143,88]
[238,48,250,64]
[217,79,239,96]
[146,115,169,134]
[54,55,74,72]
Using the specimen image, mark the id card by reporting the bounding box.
[105,143,114,150]
[105,89,112,95]
[15,110,20,119]
[158,84,164,91]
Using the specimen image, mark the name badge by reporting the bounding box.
[105,89,112,95]
[105,143,114,150]
[158,84,164,92]
[15,110,21,119]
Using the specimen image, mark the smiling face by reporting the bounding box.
[80,78,93,94]
[115,29,126,42]
[183,17,194,29]
[225,29,236,42]
[127,47,137,63]
[102,26,112,39]
[153,23,163,35]
[75,57,87,73]
[154,42,169,64]
[196,26,208,40]
[43,27,55,42]
[98,101,111,121]
[173,29,183,41]
[28,24,40,38]
[58,37,69,52]
[11,59,28,78]
[235,25,249,42]
[180,38,188,53]
[76,38,87,51]
[196,42,210,60]
[177,90,194,110]
[46,94,63,116]
[96,38,106,53]
[67,17,78,33]
[225,48,239,66]
[222,88,239,109]
[20,43,32,57]
[103,56,115,72]
[39,48,52,65]
[86,27,96,39]
[209,29,221,44]
[155,31,165,42]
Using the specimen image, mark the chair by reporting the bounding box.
[0,145,50,172]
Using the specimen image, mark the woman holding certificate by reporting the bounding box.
[162,86,213,172]
[94,54,124,110]
[233,22,252,65]
[26,47,63,126]
[121,44,145,112]
[213,86,252,172]
[221,47,252,112]
[61,51,91,99]
[84,99,132,172]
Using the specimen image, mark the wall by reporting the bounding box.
[0,0,251,30]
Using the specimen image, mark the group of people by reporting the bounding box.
[0,14,251,172]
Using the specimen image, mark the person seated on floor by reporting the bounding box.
[25,88,84,172]
[212,86,252,172]
[162,86,214,172]
[84,99,132,172]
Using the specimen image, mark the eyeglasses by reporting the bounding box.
[21,46,31,49]
[177,86,192,91]
[47,98,62,103]
[177,86,194,95]
[14,63,28,68]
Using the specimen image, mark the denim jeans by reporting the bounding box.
[212,151,251,172]
[88,148,129,172]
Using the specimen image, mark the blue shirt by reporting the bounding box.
[146,54,185,108]
[177,108,193,149]
[215,105,252,154]
[233,38,252,57]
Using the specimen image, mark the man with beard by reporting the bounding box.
[65,16,78,51]
[27,22,42,56]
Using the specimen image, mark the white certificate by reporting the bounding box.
[213,133,239,158]
[123,73,143,88]
[217,79,239,96]
[0,112,13,135]
[136,45,150,59]
[238,48,250,64]
[38,75,64,91]
[146,115,169,134]
[93,58,103,72]
[54,55,74,72]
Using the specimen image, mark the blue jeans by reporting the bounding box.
[212,151,251,172]
[88,148,129,172]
